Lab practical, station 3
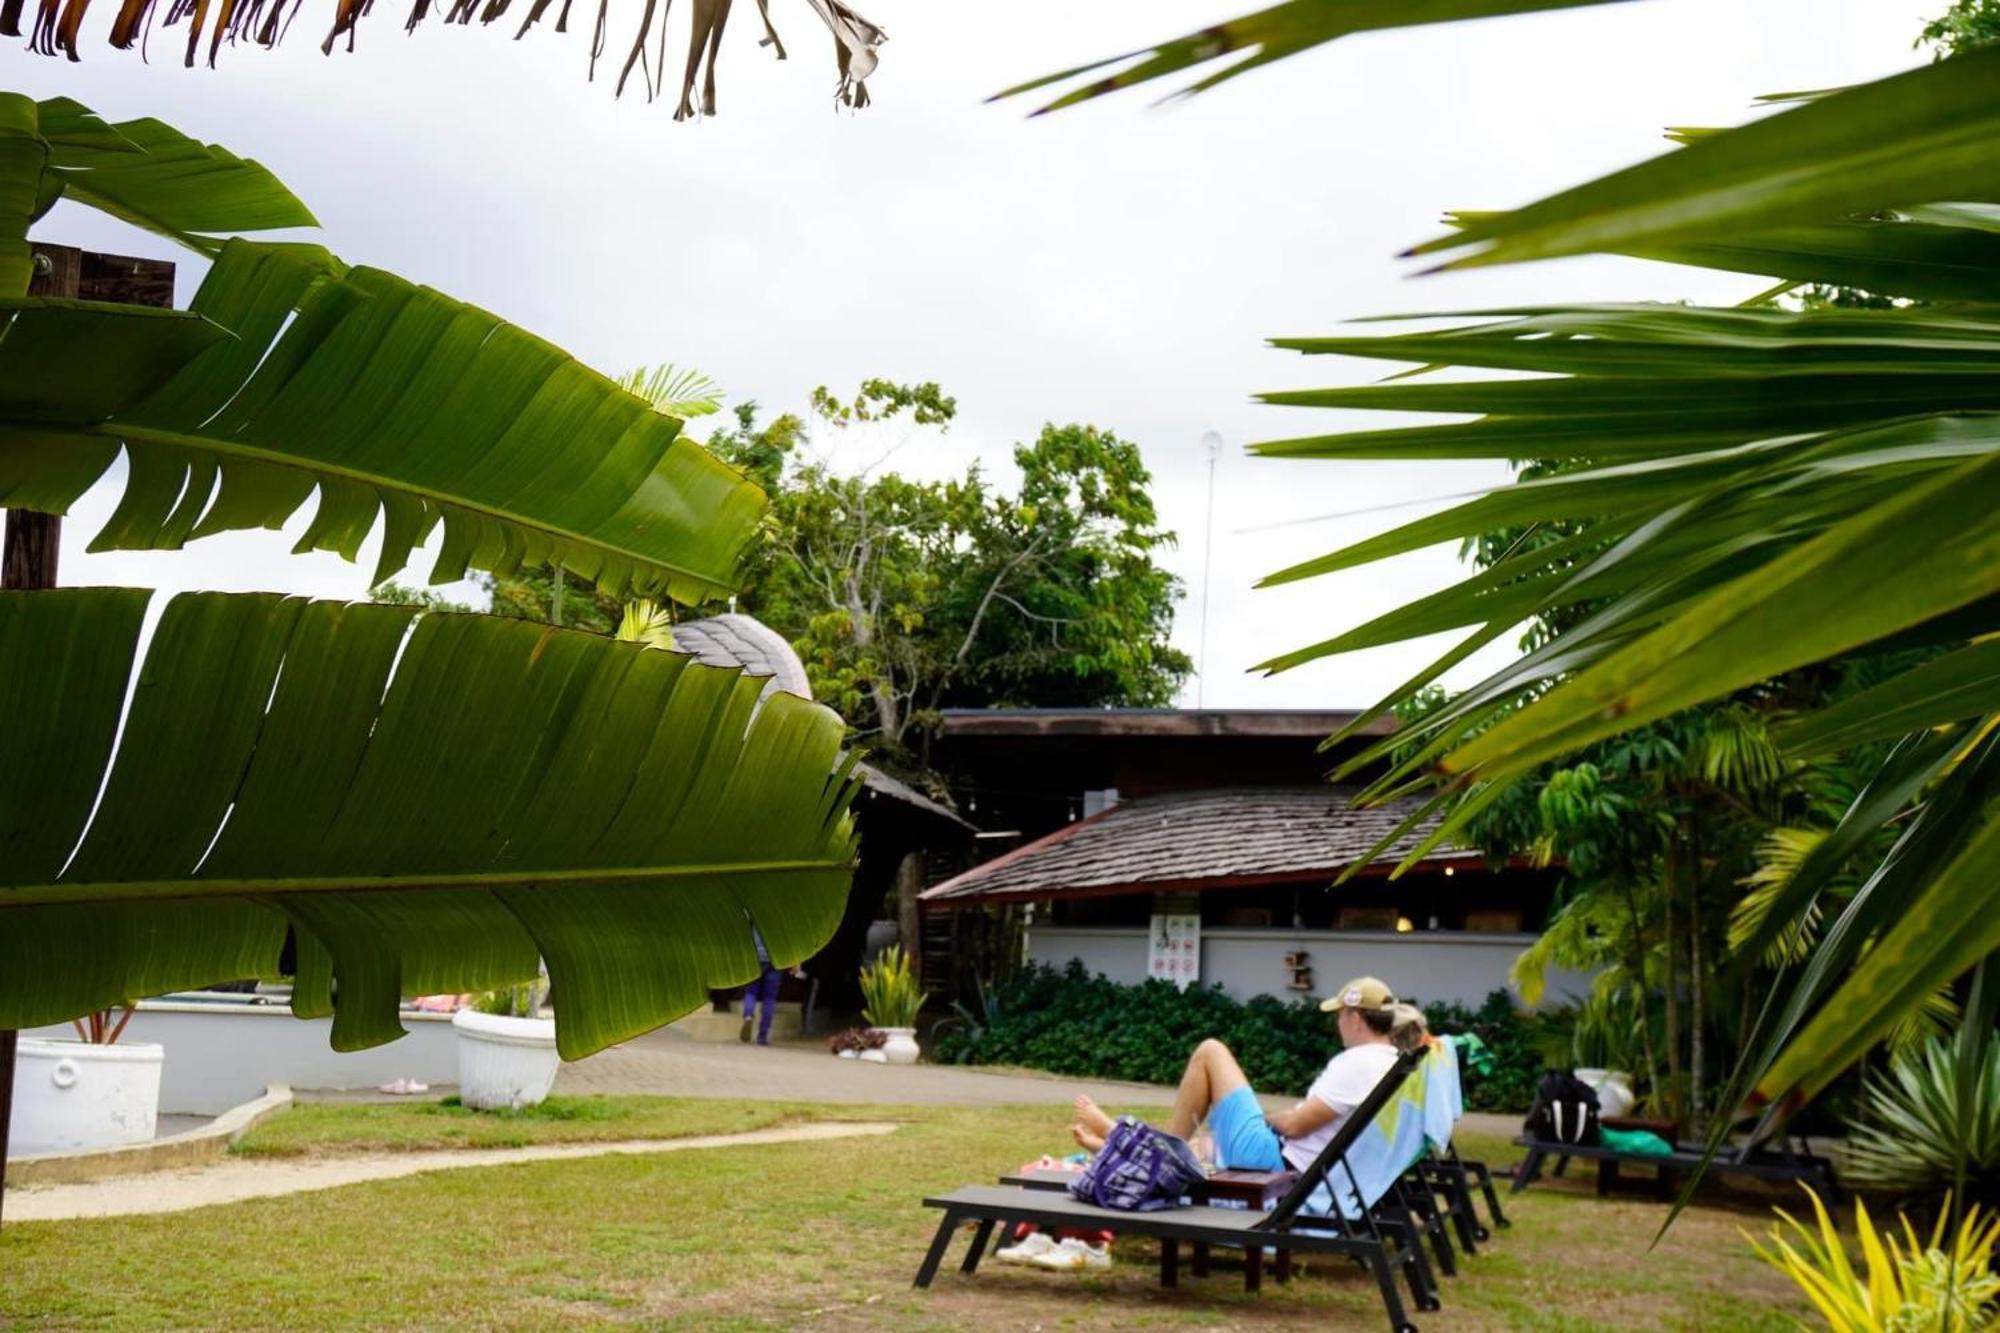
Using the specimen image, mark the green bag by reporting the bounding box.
[1599,1126,1673,1157]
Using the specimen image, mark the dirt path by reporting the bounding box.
[6,1120,899,1223]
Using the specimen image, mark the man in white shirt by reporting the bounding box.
[1072,976,1402,1173]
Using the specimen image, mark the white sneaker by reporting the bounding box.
[995,1231,1059,1265]
[1031,1237,1112,1272]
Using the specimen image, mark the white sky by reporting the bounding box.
[10,0,1938,708]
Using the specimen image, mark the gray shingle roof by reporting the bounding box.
[919,786,1481,904]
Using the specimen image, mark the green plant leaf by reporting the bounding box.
[992,0,1637,115]
[1779,639,2000,757]
[35,96,318,251]
[1414,48,2000,269]
[1757,798,2000,1106]
[5,239,770,601]
[0,587,860,1060]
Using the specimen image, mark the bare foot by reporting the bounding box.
[1070,1122,1106,1153]
[1073,1094,1115,1138]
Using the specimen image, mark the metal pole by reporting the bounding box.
[1197,431,1223,710]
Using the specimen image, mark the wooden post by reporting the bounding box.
[0,242,172,1232]
[894,851,926,981]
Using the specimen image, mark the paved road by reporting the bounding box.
[550,1027,1521,1139]
[554,1026,1179,1108]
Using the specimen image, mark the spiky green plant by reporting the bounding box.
[859,944,925,1029]
[1845,1037,2000,1213]
[1747,1188,2000,1332]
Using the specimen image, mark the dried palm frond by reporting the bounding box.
[2,0,884,117]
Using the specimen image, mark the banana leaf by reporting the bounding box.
[1,239,769,601]
[0,587,860,1059]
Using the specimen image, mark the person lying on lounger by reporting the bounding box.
[1069,976,1401,1175]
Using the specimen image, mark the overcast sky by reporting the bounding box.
[10,0,1938,709]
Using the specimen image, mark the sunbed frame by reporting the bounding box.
[914,1048,1431,1333]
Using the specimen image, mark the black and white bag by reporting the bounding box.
[1525,1071,1601,1146]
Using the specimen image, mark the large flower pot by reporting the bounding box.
[452,1009,560,1110]
[1574,1067,1636,1119]
[878,1026,920,1066]
[8,1038,164,1155]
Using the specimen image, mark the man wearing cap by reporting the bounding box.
[1071,976,1401,1173]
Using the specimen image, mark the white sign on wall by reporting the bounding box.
[1148,913,1201,991]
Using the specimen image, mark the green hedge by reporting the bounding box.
[931,963,1552,1114]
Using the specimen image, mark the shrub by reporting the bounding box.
[1845,1035,2000,1215]
[930,962,1551,1112]
[859,944,925,1028]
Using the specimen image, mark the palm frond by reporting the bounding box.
[617,363,723,419]
[1248,58,2000,1109]
[992,0,1637,116]
[617,598,677,650]
[12,0,884,118]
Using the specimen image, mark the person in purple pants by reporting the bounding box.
[739,924,784,1046]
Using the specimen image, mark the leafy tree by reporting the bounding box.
[1919,0,2000,56]
[499,379,1193,778]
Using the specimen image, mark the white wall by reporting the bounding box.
[1026,925,1591,1009]
[23,1000,458,1115]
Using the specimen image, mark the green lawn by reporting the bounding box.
[1,1098,1809,1330]
[232,1094,825,1156]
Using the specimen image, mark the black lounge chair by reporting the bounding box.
[914,1048,1433,1333]
[1510,1131,1838,1201]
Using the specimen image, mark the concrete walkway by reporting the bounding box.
[7,1121,899,1222]
[553,1026,1182,1108]
[551,1027,1520,1138]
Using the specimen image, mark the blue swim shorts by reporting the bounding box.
[1207,1084,1285,1171]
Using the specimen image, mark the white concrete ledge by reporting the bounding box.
[7,1085,293,1188]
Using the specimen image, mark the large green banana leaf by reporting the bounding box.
[1,92,314,293]
[0,587,859,1059]
[2,93,764,601]
[0,238,767,599]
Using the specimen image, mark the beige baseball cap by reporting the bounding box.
[1320,976,1396,1014]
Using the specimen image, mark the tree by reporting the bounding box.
[492,381,1194,778]
[0,91,856,1062]
[714,380,1191,773]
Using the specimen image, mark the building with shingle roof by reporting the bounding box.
[919,709,1564,1009]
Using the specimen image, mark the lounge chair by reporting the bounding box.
[914,1048,1433,1333]
[1511,1131,1838,1201]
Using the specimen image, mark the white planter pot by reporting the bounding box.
[878,1027,920,1066]
[8,1038,163,1155]
[1574,1067,1636,1119]
[858,1048,888,1064]
[453,1009,560,1110]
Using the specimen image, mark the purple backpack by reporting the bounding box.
[1069,1117,1207,1212]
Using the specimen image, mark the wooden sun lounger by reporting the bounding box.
[913,1048,1433,1333]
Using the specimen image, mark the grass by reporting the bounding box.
[232,1095,826,1157]
[1,1099,1811,1330]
